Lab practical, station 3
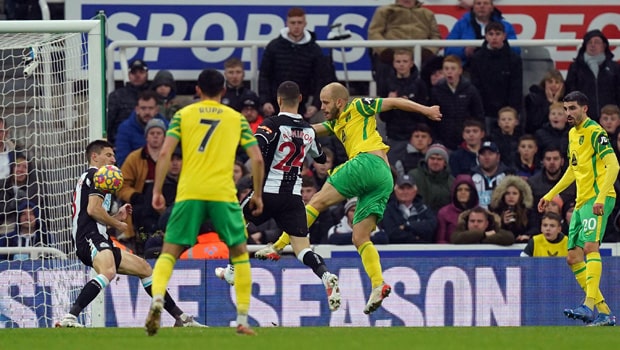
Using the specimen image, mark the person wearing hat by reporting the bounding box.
[114,90,168,167]
[408,143,454,213]
[151,70,191,120]
[380,174,437,244]
[117,117,168,241]
[471,140,513,208]
[239,95,264,133]
[565,29,620,122]
[107,59,151,145]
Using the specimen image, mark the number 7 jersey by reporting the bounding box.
[167,99,258,202]
[255,112,325,195]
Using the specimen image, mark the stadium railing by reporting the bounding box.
[106,38,620,96]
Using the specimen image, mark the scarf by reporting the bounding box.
[584,53,605,77]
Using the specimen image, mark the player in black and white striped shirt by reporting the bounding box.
[57,140,205,328]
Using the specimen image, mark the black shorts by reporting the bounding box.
[75,230,121,268]
[243,193,307,237]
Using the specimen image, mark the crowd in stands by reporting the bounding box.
[2,1,620,261]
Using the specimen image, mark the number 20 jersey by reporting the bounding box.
[255,112,324,195]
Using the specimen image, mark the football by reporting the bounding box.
[93,165,124,194]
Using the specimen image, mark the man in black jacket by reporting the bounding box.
[258,7,334,119]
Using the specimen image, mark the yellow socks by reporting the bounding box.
[232,252,251,315]
[584,252,602,310]
[358,241,383,288]
[571,259,609,312]
[152,253,176,298]
[306,205,319,227]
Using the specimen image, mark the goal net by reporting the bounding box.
[0,20,104,328]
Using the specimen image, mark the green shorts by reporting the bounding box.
[567,196,615,249]
[164,200,248,247]
[327,153,394,224]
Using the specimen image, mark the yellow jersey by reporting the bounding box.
[531,233,568,257]
[322,97,389,159]
[167,99,257,202]
[568,117,616,208]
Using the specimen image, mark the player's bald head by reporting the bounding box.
[322,82,349,101]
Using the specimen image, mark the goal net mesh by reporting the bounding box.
[0,30,97,328]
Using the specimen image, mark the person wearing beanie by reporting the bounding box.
[114,90,168,167]
[151,70,190,120]
[408,143,454,212]
[565,29,620,121]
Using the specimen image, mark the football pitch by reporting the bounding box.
[1,327,616,350]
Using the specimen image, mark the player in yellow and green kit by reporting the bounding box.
[256,82,442,314]
[538,91,619,326]
[145,69,265,336]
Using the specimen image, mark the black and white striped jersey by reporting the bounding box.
[71,167,111,241]
[255,112,325,195]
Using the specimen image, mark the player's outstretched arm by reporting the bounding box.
[541,166,575,210]
[152,135,178,212]
[380,97,442,121]
[87,195,128,233]
[311,123,331,137]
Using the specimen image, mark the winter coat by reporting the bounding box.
[380,69,429,140]
[151,70,189,120]
[450,208,515,245]
[107,81,151,144]
[524,84,554,135]
[534,123,570,161]
[409,159,454,213]
[258,29,331,114]
[489,129,521,169]
[222,83,260,113]
[380,195,437,243]
[445,8,520,67]
[565,30,620,121]
[436,174,479,243]
[489,175,538,240]
[429,78,484,150]
[368,1,441,56]
[470,162,514,208]
[114,113,168,167]
[449,143,479,177]
[469,41,523,119]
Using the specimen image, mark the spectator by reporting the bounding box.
[449,119,486,176]
[450,206,514,245]
[429,55,484,150]
[236,175,282,245]
[300,175,340,245]
[240,96,264,133]
[107,59,151,144]
[0,153,40,240]
[524,69,565,135]
[380,174,437,243]
[469,21,523,134]
[565,30,620,122]
[309,147,334,190]
[436,174,479,244]
[222,57,260,112]
[233,160,250,184]
[489,175,537,243]
[471,140,512,208]
[408,143,454,212]
[419,54,445,92]
[151,70,189,120]
[599,104,620,137]
[392,122,433,175]
[489,106,521,168]
[258,7,332,119]
[328,197,388,245]
[0,117,16,180]
[380,49,430,161]
[5,201,49,261]
[520,212,567,257]
[445,0,520,68]
[368,0,440,97]
[117,118,167,245]
[513,134,540,179]
[114,90,168,167]
[527,146,576,208]
[534,102,570,160]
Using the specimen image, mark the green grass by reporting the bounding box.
[1,327,616,350]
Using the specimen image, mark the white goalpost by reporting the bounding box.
[0,19,104,328]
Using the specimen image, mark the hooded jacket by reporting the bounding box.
[409,158,454,213]
[489,175,538,240]
[436,174,479,243]
[565,30,620,121]
[450,207,515,245]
